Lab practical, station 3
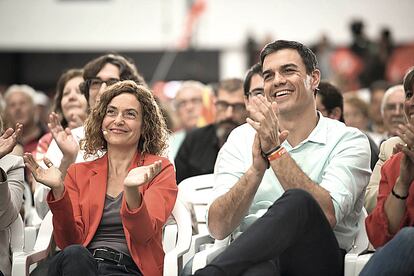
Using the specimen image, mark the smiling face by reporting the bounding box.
[262,49,320,118]
[101,93,142,149]
[61,76,87,128]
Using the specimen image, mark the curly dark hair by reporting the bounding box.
[80,80,169,158]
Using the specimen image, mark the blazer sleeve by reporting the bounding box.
[120,157,177,245]
[0,156,25,230]
[47,165,85,248]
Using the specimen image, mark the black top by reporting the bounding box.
[175,124,220,184]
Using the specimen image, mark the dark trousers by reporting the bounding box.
[195,189,345,276]
[48,244,142,276]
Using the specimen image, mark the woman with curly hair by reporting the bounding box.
[24,80,177,276]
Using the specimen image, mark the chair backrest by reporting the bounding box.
[178,174,214,233]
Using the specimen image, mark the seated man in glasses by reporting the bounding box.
[34,54,146,218]
[175,78,249,184]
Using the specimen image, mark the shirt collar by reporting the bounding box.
[282,111,328,150]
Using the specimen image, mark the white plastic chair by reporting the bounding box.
[178,174,215,234]
[344,208,373,276]
[178,174,217,265]
[163,198,193,276]
[12,199,192,276]
[12,211,53,276]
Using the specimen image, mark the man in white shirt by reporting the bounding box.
[194,40,371,276]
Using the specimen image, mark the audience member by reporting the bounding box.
[3,84,46,154]
[34,69,87,165]
[24,81,177,276]
[343,96,380,169]
[34,54,145,218]
[175,78,247,183]
[193,40,371,276]
[243,63,264,101]
[169,81,207,160]
[316,81,344,121]
[361,66,414,276]
[0,118,24,276]
[368,80,389,135]
[365,68,414,213]
[381,85,406,139]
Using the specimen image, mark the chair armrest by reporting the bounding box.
[191,237,230,274]
[12,211,54,276]
[183,232,215,265]
[163,199,192,276]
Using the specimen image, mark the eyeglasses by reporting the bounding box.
[247,88,265,98]
[87,78,120,91]
[215,101,246,113]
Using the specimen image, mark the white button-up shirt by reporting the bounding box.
[210,114,371,250]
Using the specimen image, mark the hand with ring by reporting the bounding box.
[24,153,64,193]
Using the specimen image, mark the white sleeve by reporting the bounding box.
[319,130,371,224]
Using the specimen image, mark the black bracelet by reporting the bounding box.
[392,187,409,200]
[261,145,281,159]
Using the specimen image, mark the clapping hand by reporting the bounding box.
[124,160,162,188]
[0,123,22,159]
[48,112,79,161]
[23,153,64,193]
[395,122,414,185]
[246,95,289,153]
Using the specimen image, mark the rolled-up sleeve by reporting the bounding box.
[319,130,371,225]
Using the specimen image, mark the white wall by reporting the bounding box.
[1,0,413,79]
[0,0,413,51]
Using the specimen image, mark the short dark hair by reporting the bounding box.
[317,81,344,122]
[79,54,146,102]
[260,40,318,74]
[403,66,414,95]
[53,68,83,128]
[243,63,262,96]
[216,78,243,96]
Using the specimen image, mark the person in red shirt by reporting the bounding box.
[362,66,414,275]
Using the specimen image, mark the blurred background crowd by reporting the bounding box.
[0,0,413,223]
